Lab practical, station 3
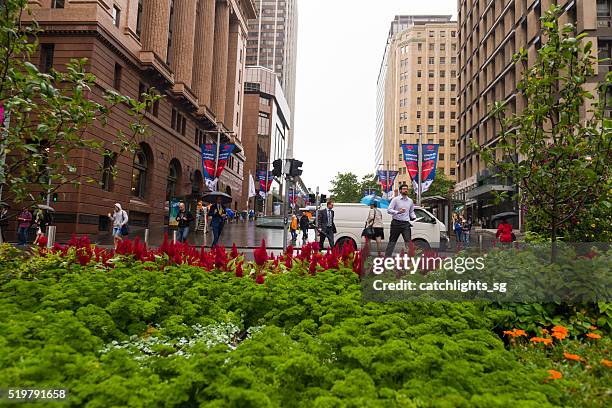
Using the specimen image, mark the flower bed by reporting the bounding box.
[0,242,609,406]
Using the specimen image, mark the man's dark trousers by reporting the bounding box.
[384,220,412,256]
[319,226,335,249]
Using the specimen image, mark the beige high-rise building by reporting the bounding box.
[455,0,607,224]
[246,0,298,156]
[377,16,459,193]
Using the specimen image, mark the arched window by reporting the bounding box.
[166,160,179,201]
[131,149,148,199]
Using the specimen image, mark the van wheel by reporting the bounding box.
[335,237,357,251]
[412,239,430,250]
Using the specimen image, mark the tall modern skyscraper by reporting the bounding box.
[376,15,459,193]
[246,0,298,156]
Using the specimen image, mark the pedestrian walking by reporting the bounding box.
[289,214,298,242]
[175,202,194,243]
[16,207,32,247]
[384,184,417,256]
[108,203,128,249]
[209,197,227,247]
[317,200,336,249]
[462,216,472,246]
[495,218,514,246]
[454,217,463,245]
[33,208,53,246]
[363,202,384,255]
[299,211,310,242]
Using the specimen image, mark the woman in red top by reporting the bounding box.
[496,219,513,244]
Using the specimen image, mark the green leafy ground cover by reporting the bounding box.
[0,245,610,407]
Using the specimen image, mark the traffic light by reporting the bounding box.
[288,159,303,177]
[320,194,327,203]
[272,159,283,177]
[308,193,316,203]
[52,193,58,202]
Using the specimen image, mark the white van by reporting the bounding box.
[318,203,449,250]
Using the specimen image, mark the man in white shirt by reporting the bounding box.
[385,184,417,256]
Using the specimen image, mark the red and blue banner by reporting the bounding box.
[256,170,273,194]
[376,170,399,193]
[201,144,217,181]
[201,144,236,181]
[401,144,439,193]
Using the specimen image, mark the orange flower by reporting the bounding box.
[586,333,601,340]
[552,326,568,334]
[601,359,612,368]
[551,331,568,340]
[504,329,527,338]
[541,328,549,335]
[547,370,562,380]
[531,337,553,345]
[563,353,581,362]
[589,325,598,330]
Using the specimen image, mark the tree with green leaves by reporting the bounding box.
[329,172,361,203]
[0,0,159,236]
[479,6,611,259]
[423,171,455,199]
[359,173,382,197]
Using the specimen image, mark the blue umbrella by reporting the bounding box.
[360,195,390,209]
[226,208,235,218]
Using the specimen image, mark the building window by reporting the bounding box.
[451,125,457,133]
[451,112,456,119]
[113,63,122,91]
[428,70,434,78]
[171,108,187,135]
[428,111,434,119]
[440,31,446,37]
[429,43,434,51]
[440,70,446,78]
[439,111,445,119]
[417,70,422,77]
[429,30,434,37]
[40,44,54,73]
[417,84,421,91]
[112,5,121,27]
[440,98,445,105]
[451,98,456,105]
[101,152,116,192]
[450,139,456,147]
[166,0,174,64]
[439,125,445,132]
[428,139,434,144]
[428,125,434,133]
[440,153,445,160]
[451,57,457,64]
[131,149,148,199]
[428,84,434,91]
[451,70,457,78]
[416,111,421,118]
[416,125,421,132]
[440,44,445,51]
[428,57,434,64]
[451,84,456,91]
[136,0,143,37]
[451,31,456,37]
[451,153,456,160]
[417,97,421,105]
[417,57,422,64]
[258,112,270,135]
[450,168,456,175]
[440,57,446,64]
[440,139,445,147]
[166,160,179,201]
[417,43,422,51]
[195,128,206,146]
[428,97,433,105]
[440,84,445,91]
[51,0,65,7]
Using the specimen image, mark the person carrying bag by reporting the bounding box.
[362,202,384,254]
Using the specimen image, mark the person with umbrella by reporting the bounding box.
[33,205,54,246]
[495,217,514,246]
[208,196,228,247]
[299,211,310,242]
[363,200,384,255]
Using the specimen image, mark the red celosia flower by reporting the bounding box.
[253,240,269,266]
[255,273,265,284]
[286,245,294,257]
[230,243,239,259]
[235,262,244,278]
[285,256,293,269]
[308,261,317,275]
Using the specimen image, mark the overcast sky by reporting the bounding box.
[293,0,456,194]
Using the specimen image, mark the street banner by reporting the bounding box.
[201,144,217,181]
[256,170,273,195]
[289,189,299,205]
[421,144,439,193]
[248,173,256,199]
[401,144,439,193]
[215,144,236,178]
[376,170,399,193]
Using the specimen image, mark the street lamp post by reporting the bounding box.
[405,129,437,207]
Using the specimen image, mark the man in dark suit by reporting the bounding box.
[317,200,336,249]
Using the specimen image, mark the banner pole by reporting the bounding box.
[214,128,221,192]
[417,129,423,207]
